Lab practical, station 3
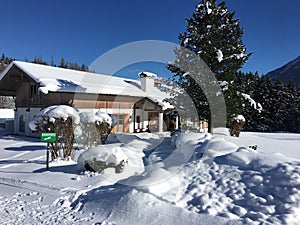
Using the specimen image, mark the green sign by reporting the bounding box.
[41,132,56,142]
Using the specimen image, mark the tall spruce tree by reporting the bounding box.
[285,80,299,132]
[235,71,265,131]
[167,0,251,133]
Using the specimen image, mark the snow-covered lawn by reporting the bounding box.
[0,128,299,225]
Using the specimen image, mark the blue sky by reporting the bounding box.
[0,0,299,78]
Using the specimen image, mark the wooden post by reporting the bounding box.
[46,142,50,171]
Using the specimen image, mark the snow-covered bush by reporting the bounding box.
[77,145,128,173]
[229,115,245,137]
[29,105,80,159]
[79,111,112,148]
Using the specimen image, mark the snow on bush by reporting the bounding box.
[77,144,128,174]
[96,111,112,125]
[234,114,245,122]
[79,111,112,148]
[29,105,80,159]
[229,115,245,137]
[29,105,80,131]
[77,132,153,176]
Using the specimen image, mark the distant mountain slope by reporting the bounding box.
[266,56,300,86]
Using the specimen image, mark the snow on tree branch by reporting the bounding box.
[241,93,263,113]
[216,49,224,62]
[206,1,212,14]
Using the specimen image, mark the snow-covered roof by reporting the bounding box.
[1,61,172,109]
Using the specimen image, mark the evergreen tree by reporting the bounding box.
[33,56,48,65]
[167,0,251,133]
[80,64,86,71]
[251,75,273,131]
[0,53,4,63]
[60,57,67,68]
[295,87,300,132]
[50,56,56,67]
[182,0,251,82]
[237,72,265,131]
[285,80,299,132]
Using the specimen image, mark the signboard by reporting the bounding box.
[41,132,56,142]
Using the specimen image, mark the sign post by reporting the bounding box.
[41,132,56,171]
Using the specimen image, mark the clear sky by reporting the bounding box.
[0,0,299,78]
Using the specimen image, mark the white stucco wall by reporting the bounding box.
[14,108,42,136]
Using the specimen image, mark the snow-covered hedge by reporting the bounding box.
[29,106,114,159]
[29,105,80,131]
[79,111,112,148]
[29,105,80,159]
[77,144,128,173]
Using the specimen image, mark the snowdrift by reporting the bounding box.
[74,132,300,225]
[0,129,299,225]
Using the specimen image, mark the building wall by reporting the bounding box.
[133,99,169,132]
[15,82,30,108]
[14,107,41,136]
[13,82,167,136]
[76,108,134,133]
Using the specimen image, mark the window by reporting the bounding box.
[19,115,25,133]
[30,85,38,97]
[118,114,124,125]
[112,114,124,132]
[136,115,141,123]
[148,112,159,132]
[30,84,43,105]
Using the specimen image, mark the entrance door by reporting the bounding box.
[148,112,159,132]
[114,114,124,132]
[111,114,130,133]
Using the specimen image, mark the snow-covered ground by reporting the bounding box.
[0,128,299,225]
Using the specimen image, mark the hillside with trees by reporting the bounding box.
[233,71,300,132]
[266,56,300,86]
[0,53,93,108]
[0,53,92,72]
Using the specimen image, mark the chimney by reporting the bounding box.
[138,72,156,93]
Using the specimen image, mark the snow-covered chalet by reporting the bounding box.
[0,61,175,136]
